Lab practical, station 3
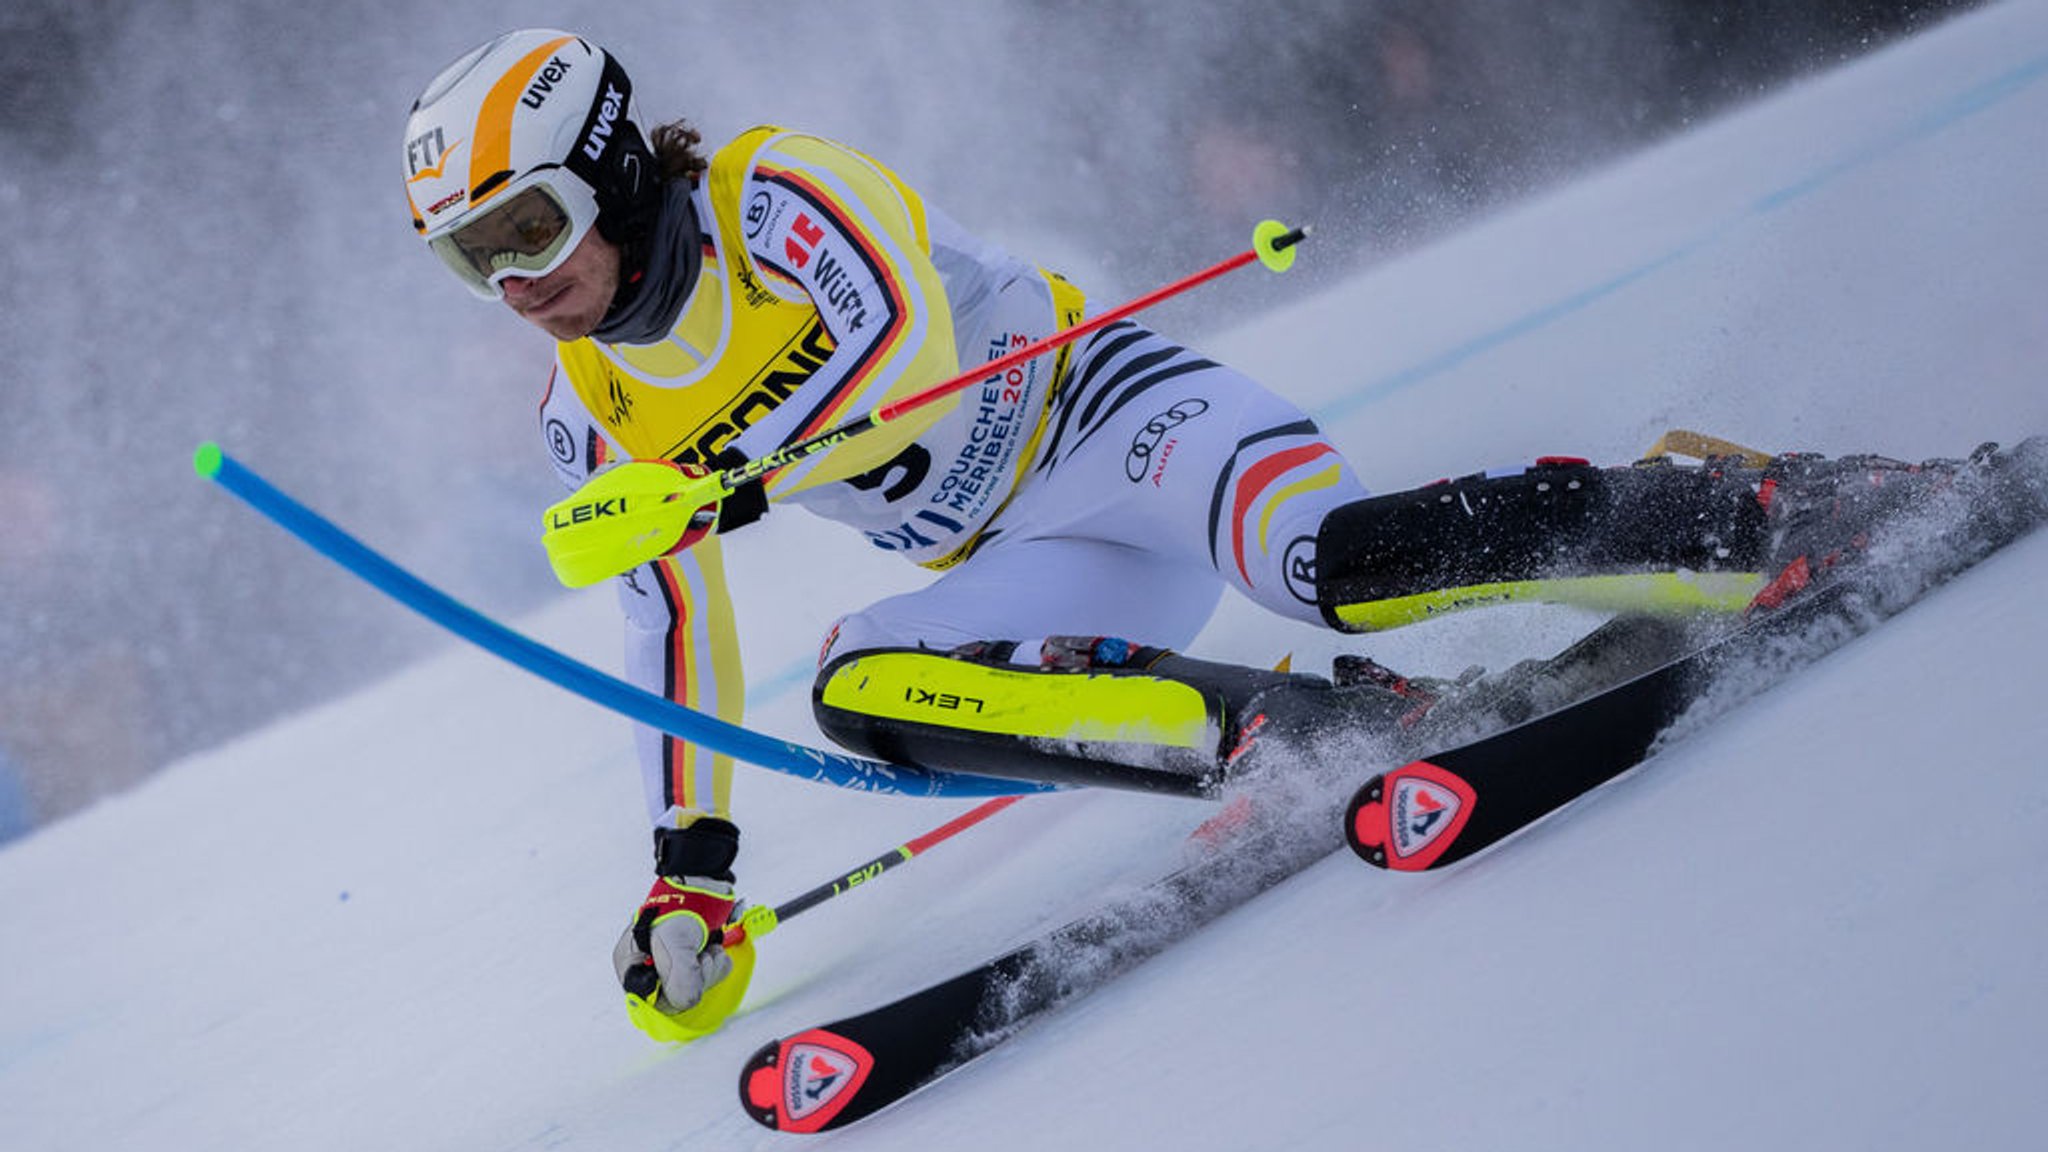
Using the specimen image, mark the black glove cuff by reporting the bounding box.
[653,817,741,881]
[708,446,768,534]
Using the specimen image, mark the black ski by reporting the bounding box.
[1346,580,1852,870]
[733,601,1675,1134]
[736,809,1336,1132]
[1348,442,2047,871]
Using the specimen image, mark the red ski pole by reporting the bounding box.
[722,795,1022,948]
[727,220,1310,491]
[542,222,1309,587]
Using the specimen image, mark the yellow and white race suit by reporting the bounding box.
[537,127,1364,822]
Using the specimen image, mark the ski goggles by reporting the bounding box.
[427,170,600,300]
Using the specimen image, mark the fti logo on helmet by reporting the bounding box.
[405,126,456,181]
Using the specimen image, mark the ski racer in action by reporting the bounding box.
[401,29,2012,1043]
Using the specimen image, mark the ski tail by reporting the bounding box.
[739,1028,882,1134]
[1345,760,1479,871]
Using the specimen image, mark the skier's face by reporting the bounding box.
[498,230,621,341]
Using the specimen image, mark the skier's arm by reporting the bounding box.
[539,364,743,824]
[725,132,961,494]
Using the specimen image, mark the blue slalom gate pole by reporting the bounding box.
[193,443,1047,800]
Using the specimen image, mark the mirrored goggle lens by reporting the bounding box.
[428,183,583,293]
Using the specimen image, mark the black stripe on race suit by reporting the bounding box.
[1035,324,1218,474]
[1034,323,1146,474]
[1064,332,1219,456]
[1064,355,1218,463]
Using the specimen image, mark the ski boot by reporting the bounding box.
[1315,455,1775,632]
[1749,438,2047,612]
[1329,655,1478,731]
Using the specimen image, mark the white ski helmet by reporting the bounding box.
[403,29,659,299]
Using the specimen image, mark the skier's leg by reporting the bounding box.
[1315,456,1776,632]
[813,535,1338,790]
[806,322,1399,787]
[1313,442,2044,632]
[1017,319,1373,625]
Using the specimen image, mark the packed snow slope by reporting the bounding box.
[5,5,2046,1149]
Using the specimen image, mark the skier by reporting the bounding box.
[401,29,1983,1041]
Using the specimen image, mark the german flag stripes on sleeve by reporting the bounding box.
[617,536,744,823]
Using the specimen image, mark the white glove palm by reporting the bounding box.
[613,875,737,1013]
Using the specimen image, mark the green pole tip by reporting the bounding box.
[193,441,223,479]
[1252,219,1308,273]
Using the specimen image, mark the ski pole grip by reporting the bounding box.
[721,903,780,950]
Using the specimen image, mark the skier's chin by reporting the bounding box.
[511,279,604,341]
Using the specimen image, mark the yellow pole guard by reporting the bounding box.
[541,460,721,588]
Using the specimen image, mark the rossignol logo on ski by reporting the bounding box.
[1391,776,1460,856]
[742,1028,875,1133]
[786,1042,857,1115]
[1346,761,1478,871]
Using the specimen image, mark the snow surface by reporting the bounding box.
[5,5,2047,1149]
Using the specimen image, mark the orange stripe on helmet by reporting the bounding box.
[469,34,578,209]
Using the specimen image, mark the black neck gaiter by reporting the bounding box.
[592,181,703,347]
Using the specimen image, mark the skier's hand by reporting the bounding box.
[703,445,768,535]
[612,816,756,1042]
[615,873,737,1007]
